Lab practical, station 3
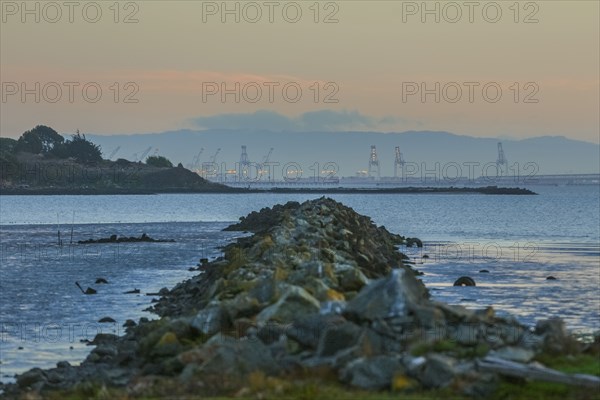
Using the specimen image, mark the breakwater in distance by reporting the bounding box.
[0,186,535,196]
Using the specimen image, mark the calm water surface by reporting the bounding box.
[0,185,598,382]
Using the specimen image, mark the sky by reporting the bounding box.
[1,1,599,143]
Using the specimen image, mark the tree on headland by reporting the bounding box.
[0,137,18,154]
[0,138,19,176]
[146,155,173,168]
[33,125,64,153]
[14,125,64,154]
[5,126,103,164]
[14,130,43,154]
[51,131,103,163]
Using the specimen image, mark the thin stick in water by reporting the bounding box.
[70,211,75,245]
[57,213,62,247]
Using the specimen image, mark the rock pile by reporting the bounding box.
[3,198,596,398]
[154,198,417,318]
[78,233,175,244]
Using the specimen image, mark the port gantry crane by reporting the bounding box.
[188,148,204,172]
[258,147,274,180]
[496,142,508,177]
[107,146,121,160]
[368,145,380,179]
[239,145,251,179]
[133,146,153,163]
[210,148,221,164]
[394,146,406,178]
[140,147,153,162]
[202,148,221,178]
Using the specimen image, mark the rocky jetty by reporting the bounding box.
[3,198,597,399]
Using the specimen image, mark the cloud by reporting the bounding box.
[190,110,420,132]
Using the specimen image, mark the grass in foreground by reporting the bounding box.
[37,353,600,400]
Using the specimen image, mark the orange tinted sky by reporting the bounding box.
[1,1,598,142]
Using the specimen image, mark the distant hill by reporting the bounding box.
[87,130,600,177]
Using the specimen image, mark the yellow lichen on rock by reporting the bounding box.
[392,373,417,391]
[326,288,345,301]
[157,331,178,346]
[273,266,289,282]
[224,247,247,275]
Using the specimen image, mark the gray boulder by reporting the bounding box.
[317,321,364,357]
[535,317,579,354]
[16,368,46,389]
[193,336,280,377]
[420,354,457,388]
[191,303,224,336]
[257,285,320,323]
[286,313,346,349]
[344,269,427,323]
[339,268,370,292]
[490,346,535,363]
[339,355,405,390]
[90,344,118,360]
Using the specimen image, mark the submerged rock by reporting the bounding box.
[78,233,175,244]
[454,276,476,286]
[406,238,423,248]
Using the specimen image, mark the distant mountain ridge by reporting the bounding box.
[87,130,600,177]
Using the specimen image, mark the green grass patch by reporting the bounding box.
[534,354,600,376]
[490,353,600,400]
[43,382,470,400]
[492,379,597,400]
